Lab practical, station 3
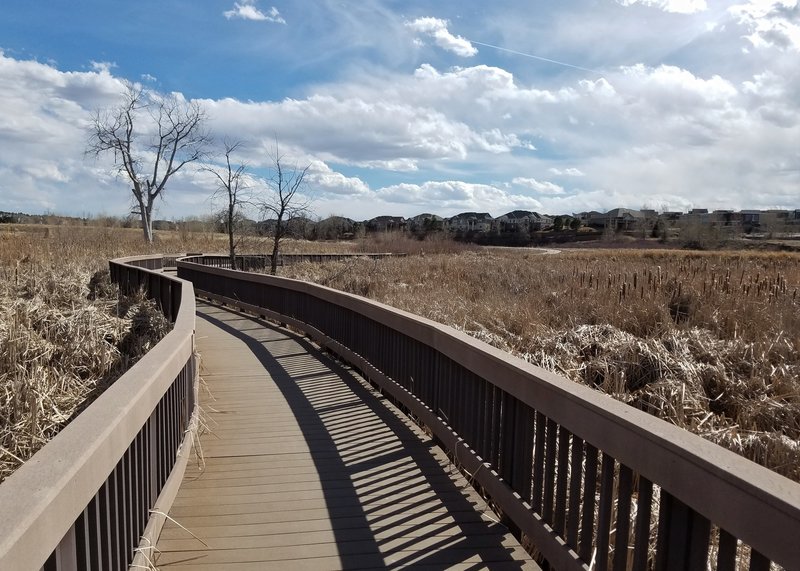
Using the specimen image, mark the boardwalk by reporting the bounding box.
[155,302,537,570]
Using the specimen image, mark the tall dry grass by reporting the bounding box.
[280,248,800,482]
[0,224,244,482]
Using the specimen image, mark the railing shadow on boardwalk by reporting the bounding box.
[192,302,529,569]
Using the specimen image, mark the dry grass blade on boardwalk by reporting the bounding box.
[155,301,537,570]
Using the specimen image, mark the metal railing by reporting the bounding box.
[178,254,800,570]
[0,255,197,571]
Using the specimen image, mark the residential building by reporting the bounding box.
[446,212,494,233]
[496,210,553,232]
[366,216,406,232]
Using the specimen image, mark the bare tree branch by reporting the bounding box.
[87,82,210,242]
[258,144,312,275]
[202,139,250,269]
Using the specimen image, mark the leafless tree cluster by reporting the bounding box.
[89,83,312,262]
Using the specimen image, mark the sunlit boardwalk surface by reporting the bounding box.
[155,301,538,570]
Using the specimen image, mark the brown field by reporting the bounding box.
[2,224,799,486]
[0,225,216,482]
[279,238,800,482]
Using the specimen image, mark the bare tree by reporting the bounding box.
[204,140,249,269]
[260,146,311,275]
[87,82,209,243]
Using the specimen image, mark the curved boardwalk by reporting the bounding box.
[154,301,537,570]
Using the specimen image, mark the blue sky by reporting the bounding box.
[0,0,798,221]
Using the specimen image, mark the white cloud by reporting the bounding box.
[224,1,286,24]
[141,73,157,82]
[375,181,543,212]
[512,178,566,194]
[306,160,370,196]
[89,61,116,74]
[549,167,586,177]
[405,17,477,57]
[202,93,489,167]
[617,0,708,14]
[731,1,800,51]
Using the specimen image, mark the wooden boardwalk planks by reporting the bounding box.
[155,301,538,570]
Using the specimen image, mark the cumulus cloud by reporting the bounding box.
[202,93,495,168]
[512,177,566,194]
[405,17,477,57]
[376,180,542,212]
[224,1,286,24]
[617,0,708,14]
[731,0,800,51]
[306,160,370,196]
[90,61,116,74]
[549,167,586,177]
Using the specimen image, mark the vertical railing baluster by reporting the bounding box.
[89,496,101,571]
[543,418,558,524]
[595,453,615,571]
[748,551,770,571]
[655,488,676,571]
[687,511,711,571]
[554,426,570,535]
[75,506,90,570]
[716,529,738,571]
[612,465,633,571]
[579,444,599,562]
[532,411,546,514]
[500,392,516,484]
[566,435,583,550]
[99,481,111,571]
[632,477,653,570]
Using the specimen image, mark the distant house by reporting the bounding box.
[446,212,494,233]
[659,211,684,225]
[740,210,761,229]
[685,209,711,225]
[604,208,646,230]
[497,210,553,232]
[366,216,406,232]
[315,216,356,240]
[580,208,646,230]
[575,211,606,228]
[711,210,736,226]
[408,213,444,232]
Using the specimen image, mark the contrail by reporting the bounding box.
[469,40,603,75]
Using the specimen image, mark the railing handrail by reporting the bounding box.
[0,255,196,570]
[178,256,800,569]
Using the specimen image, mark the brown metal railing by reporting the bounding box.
[178,255,800,570]
[0,255,197,571]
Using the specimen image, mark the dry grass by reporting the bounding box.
[0,223,248,483]
[3,223,798,484]
[279,247,800,482]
